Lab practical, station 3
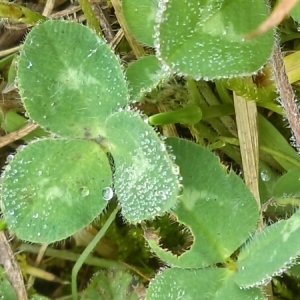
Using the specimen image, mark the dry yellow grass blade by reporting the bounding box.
[0,123,39,149]
[233,94,260,209]
[234,93,274,299]
[110,0,145,57]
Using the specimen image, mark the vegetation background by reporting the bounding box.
[2,0,300,299]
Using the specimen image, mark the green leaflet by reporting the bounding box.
[271,168,300,209]
[291,2,300,22]
[149,104,202,125]
[258,114,300,171]
[236,209,300,288]
[122,0,159,47]
[1,110,47,141]
[146,268,264,300]
[0,266,17,300]
[273,168,300,199]
[126,55,169,102]
[105,110,180,223]
[157,0,274,79]
[146,138,259,268]
[288,264,300,278]
[146,138,300,296]
[18,20,128,139]
[80,270,139,300]
[0,2,46,24]
[1,139,112,243]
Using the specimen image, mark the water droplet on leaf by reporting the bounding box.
[6,154,14,162]
[102,187,114,201]
[172,165,180,175]
[260,170,270,181]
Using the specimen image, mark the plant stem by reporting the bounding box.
[71,205,121,300]
[271,40,300,148]
[0,231,28,300]
[18,244,125,269]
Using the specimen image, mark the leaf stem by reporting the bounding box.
[71,205,121,300]
[271,39,300,148]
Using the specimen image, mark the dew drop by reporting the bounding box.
[102,187,114,201]
[160,143,166,151]
[178,184,184,196]
[33,213,39,218]
[260,169,270,182]
[172,165,180,175]
[17,145,26,151]
[6,154,14,163]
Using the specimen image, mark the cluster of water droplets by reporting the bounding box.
[114,127,179,222]
[153,0,271,79]
[153,0,171,74]
[1,153,36,233]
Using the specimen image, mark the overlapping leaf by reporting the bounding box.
[122,0,158,46]
[147,267,264,300]
[106,110,180,223]
[81,270,139,300]
[126,55,168,101]
[146,138,259,268]
[157,0,274,78]
[236,209,300,288]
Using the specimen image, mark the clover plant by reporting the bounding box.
[146,139,300,299]
[1,20,180,243]
[2,0,300,299]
